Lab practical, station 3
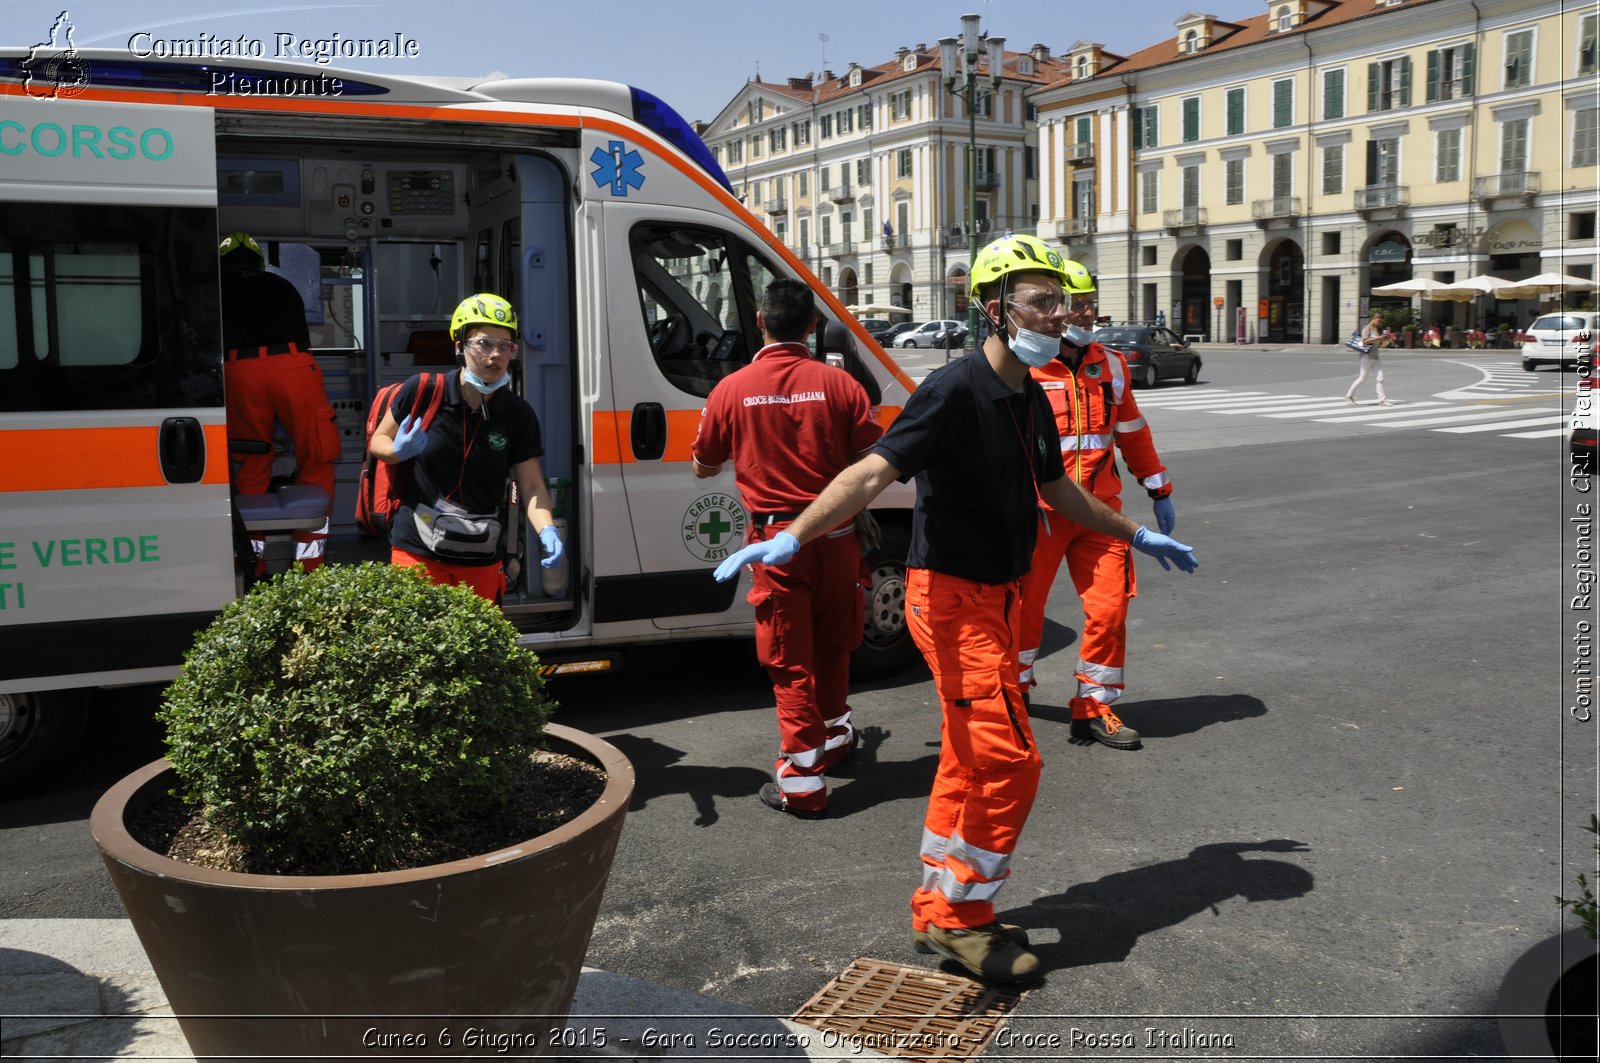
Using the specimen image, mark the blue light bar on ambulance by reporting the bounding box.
[0,58,390,96]
[629,86,732,193]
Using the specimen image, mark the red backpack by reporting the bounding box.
[354,372,448,537]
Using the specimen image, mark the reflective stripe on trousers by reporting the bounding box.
[905,567,1042,931]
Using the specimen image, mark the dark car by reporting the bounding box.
[881,321,921,346]
[1091,324,1203,388]
[856,318,896,339]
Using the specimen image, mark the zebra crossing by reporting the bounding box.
[1136,387,1570,440]
[1437,359,1564,401]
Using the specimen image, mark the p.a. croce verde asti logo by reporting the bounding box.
[682,493,748,563]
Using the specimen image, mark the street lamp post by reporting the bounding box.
[941,15,1004,351]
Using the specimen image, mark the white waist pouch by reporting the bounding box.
[414,499,501,561]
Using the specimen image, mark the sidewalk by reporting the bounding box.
[0,920,885,1062]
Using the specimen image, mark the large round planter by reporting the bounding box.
[1497,927,1599,1061]
[90,723,633,1062]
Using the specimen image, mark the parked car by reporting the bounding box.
[1091,324,1203,388]
[1520,311,1599,371]
[856,318,896,339]
[1574,374,1597,474]
[896,319,967,349]
[880,321,921,346]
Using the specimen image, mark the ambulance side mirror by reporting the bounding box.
[817,319,882,405]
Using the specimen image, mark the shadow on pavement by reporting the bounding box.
[1025,693,1268,741]
[601,733,768,828]
[0,949,140,1060]
[1009,840,1313,970]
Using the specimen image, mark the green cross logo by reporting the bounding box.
[682,493,748,563]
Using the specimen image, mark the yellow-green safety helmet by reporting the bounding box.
[449,292,519,340]
[968,233,1071,300]
[218,231,262,260]
[1060,259,1095,294]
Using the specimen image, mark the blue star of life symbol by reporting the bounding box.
[590,140,646,197]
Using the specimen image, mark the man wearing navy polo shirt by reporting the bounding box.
[693,279,883,817]
[714,235,1197,984]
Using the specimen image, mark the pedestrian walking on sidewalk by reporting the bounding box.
[710,235,1198,985]
[1345,312,1394,406]
[692,279,883,817]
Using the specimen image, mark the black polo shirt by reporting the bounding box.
[872,349,1065,585]
[389,372,542,565]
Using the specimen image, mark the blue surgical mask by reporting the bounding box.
[462,368,511,395]
[1063,324,1095,348]
[1008,326,1060,368]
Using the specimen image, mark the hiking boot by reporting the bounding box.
[914,922,1028,954]
[920,922,1041,983]
[1071,711,1142,750]
[758,782,826,819]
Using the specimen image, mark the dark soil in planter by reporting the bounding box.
[128,749,605,875]
[1547,954,1598,1061]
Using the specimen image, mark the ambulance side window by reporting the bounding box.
[629,223,777,398]
[0,202,222,412]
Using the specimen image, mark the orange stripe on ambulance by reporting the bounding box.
[0,120,174,159]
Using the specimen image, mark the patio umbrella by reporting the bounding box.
[1493,272,1599,300]
[1428,274,1516,301]
[1371,278,1452,297]
[845,304,913,317]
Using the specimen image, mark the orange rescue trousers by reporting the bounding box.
[906,568,1042,931]
[224,345,342,571]
[392,548,507,604]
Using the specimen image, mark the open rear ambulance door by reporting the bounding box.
[0,96,233,781]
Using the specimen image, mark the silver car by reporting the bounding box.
[896,319,967,348]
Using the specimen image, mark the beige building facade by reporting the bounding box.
[1033,0,1599,343]
[702,42,1068,321]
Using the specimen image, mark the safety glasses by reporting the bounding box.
[464,336,519,356]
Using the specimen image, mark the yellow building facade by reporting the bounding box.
[1033,0,1598,343]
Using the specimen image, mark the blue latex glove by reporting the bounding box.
[1131,525,1198,573]
[538,524,564,569]
[713,532,799,583]
[391,415,431,461]
[1152,496,1177,536]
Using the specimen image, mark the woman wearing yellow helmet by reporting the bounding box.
[369,292,562,603]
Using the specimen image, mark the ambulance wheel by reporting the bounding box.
[852,522,918,679]
[0,689,90,799]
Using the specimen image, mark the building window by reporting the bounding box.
[841,211,853,246]
[1503,28,1533,89]
[1226,238,1244,260]
[1322,143,1344,194]
[799,218,809,250]
[896,148,913,178]
[1272,153,1292,199]
[1575,107,1599,168]
[837,108,854,133]
[975,147,997,184]
[891,90,912,120]
[1368,57,1412,112]
[1142,245,1159,266]
[820,113,833,139]
[1131,105,1159,149]
[974,92,993,119]
[1074,175,1095,219]
[821,216,831,247]
[749,135,762,159]
[1582,14,1598,75]
[819,168,829,192]
[1435,127,1462,182]
[1572,212,1597,240]
[750,183,761,206]
[822,266,832,287]
[1183,29,1199,53]
[1427,44,1476,102]
[793,119,810,146]
[1225,158,1244,204]
[798,170,808,197]
[858,103,872,130]
[1181,164,1200,209]
[1366,136,1401,186]
[1140,170,1158,214]
[1226,87,1245,136]
[1076,115,1091,144]
[840,162,851,190]
[1501,116,1529,173]
[1322,231,1341,255]
[726,140,743,163]
[856,158,870,186]
[1276,6,1292,32]
[770,126,786,152]
[896,203,909,240]
[1182,96,1201,142]
[1273,78,1294,128]
[1323,69,1345,120]
[1026,146,1037,178]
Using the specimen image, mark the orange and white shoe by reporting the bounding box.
[1071,710,1142,750]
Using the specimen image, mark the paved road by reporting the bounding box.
[2,342,1591,1061]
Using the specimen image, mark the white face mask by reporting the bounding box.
[462,368,511,395]
[1009,326,1060,367]
[1063,324,1095,348]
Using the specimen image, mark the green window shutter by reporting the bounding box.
[1076,115,1091,143]
[1461,43,1475,94]
[1227,88,1244,135]
[1426,50,1440,103]
[1147,107,1159,148]
[1367,63,1379,111]
[1324,70,1344,120]
[1365,141,1378,185]
[1131,107,1143,150]
[1399,56,1412,107]
[1183,98,1199,142]
[1274,81,1292,127]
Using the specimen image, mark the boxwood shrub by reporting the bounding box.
[158,562,553,874]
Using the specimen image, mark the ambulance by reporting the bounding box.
[0,49,920,794]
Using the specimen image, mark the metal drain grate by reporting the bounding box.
[790,957,1025,1060]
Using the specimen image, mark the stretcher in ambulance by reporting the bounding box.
[0,51,918,794]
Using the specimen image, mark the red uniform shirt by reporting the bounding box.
[692,342,882,513]
[1030,341,1171,507]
